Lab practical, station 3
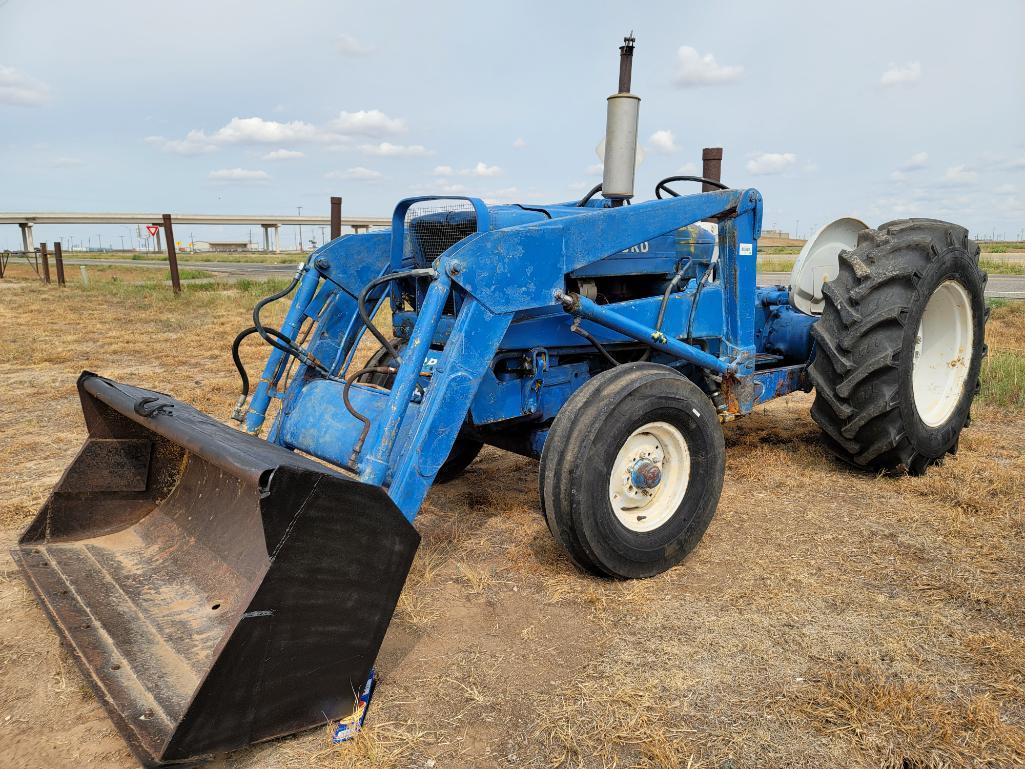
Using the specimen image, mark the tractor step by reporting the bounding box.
[13,373,420,767]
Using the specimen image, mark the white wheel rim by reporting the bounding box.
[911,280,974,427]
[608,421,690,533]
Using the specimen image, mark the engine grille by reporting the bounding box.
[403,201,477,267]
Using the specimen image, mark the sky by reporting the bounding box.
[1,0,1023,250]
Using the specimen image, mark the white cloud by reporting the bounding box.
[746,152,797,175]
[0,65,50,106]
[360,141,432,157]
[943,164,978,184]
[47,157,84,169]
[148,117,322,154]
[677,161,699,175]
[648,130,677,154]
[480,187,521,204]
[208,168,270,183]
[1007,157,1025,170]
[209,116,324,144]
[145,132,218,155]
[673,46,743,87]
[261,148,304,161]
[586,162,604,176]
[326,166,383,181]
[461,161,501,177]
[891,152,929,181]
[880,62,921,87]
[149,110,408,154]
[433,165,454,176]
[430,181,470,195]
[994,183,1016,194]
[330,109,406,136]
[512,137,527,149]
[900,151,929,171]
[568,181,591,191]
[335,33,375,56]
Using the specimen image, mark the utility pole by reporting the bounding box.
[297,206,303,252]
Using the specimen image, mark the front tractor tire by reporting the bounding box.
[809,219,987,475]
[540,362,725,579]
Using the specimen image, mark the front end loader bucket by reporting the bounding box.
[12,373,419,767]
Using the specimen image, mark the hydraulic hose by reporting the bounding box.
[577,183,603,207]
[656,174,729,198]
[344,366,399,468]
[685,261,716,344]
[356,268,437,364]
[639,268,688,362]
[252,270,327,375]
[230,324,302,421]
[571,319,621,367]
[252,273,299,359]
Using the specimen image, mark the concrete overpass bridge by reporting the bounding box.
[1,198,389,253]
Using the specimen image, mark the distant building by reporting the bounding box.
[761,229,791,240]
[193,240,256,253]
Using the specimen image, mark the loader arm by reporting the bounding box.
[246,189,764,525]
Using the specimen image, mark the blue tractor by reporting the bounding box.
[14,36,987,767]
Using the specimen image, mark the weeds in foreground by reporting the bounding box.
[980,351,1025,409]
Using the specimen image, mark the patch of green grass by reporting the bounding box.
[165,268,215,280]
[979,351,1025,409]
[235,277,293,296]
[754,256,1024,277]
[757,257,797,273]
[76,275,290,301]
[980,258,1025,275]
[759,245,802,256]
[74,250,301,265]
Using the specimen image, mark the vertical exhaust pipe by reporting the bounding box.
[602,34,640,205]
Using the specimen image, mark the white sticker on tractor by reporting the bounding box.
[739,243,753,256]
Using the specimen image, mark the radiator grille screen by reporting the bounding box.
[403,200,477,267]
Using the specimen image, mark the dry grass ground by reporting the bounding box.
[0,278,1023,769]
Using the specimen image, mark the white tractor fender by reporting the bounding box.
[789,217,869,315]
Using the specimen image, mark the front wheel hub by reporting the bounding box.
[630,459,662,489]
[608,421,691,533]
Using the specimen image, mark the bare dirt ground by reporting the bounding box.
[1,278,1023,769]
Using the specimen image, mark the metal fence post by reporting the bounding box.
[162,214,182,294]
[39,242,51,284]
[53,241,66,286]
[330,196,342,240]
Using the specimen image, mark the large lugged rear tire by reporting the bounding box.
[808,218,987,475]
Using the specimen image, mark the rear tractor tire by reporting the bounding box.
[809,218,987,475]
[540,362,725,579]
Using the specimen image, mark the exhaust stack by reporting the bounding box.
[602,34,640,203]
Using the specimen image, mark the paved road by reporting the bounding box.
[63,258,1025,299]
